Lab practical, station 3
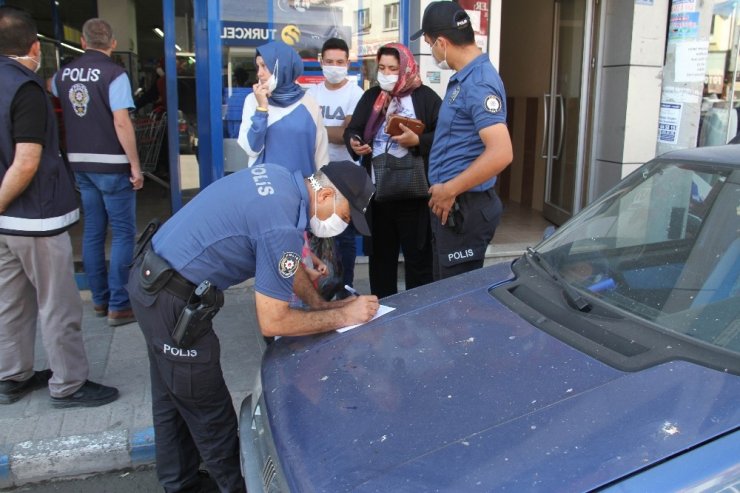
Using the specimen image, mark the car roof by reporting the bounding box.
[658,144,740,166]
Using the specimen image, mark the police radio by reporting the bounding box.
[171,280,224,348]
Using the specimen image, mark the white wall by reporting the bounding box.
[97,0,138,53]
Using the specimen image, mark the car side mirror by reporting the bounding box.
[542,225,556,240]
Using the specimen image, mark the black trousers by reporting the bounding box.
[128,264,245,493]
[430,188,503,281]
[368,197,433,298]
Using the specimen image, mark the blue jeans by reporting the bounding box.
[76,172,136,311]
[335,223,357,287]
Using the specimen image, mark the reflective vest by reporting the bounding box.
[55,50,129,173]
[0,57,79,236]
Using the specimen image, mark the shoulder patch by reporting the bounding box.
[278,252,301,279]
[484,95,502,114]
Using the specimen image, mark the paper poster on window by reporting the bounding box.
[675,40,709,82]
[671,0,696,13]
[427,71,441,84]
[458,0,490,52]
[662,86,703,103]
[669,12,699,40]
[658,102,682,144]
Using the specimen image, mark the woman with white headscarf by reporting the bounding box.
[238,40,329,176]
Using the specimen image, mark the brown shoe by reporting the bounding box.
[108,309,136,327]
[93,304,108,317]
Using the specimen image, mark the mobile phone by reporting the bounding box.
[351,134,366,146]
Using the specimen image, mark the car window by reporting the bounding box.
[535,161,739,355]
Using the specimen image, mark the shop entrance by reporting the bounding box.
[500,0,601,225]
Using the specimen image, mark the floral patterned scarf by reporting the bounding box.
[363,43,422,143]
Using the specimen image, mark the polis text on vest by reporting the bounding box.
[61,67,101,82]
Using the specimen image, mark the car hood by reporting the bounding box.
[261,264,740,492]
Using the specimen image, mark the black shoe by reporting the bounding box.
[50,380,119,409]
[0,369,53,405]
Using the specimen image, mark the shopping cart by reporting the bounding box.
[134,112,168,189]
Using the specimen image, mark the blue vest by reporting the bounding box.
[0,57,79,236]
[55,50,129,173]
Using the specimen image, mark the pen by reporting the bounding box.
[344,285,360,297]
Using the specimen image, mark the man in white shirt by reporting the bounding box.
[306,38,364,297]
[307,38,363,163]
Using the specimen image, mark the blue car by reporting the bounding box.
[240,145,740,492]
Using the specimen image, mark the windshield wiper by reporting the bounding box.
[526,247,591,312]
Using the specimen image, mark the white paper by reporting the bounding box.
[658,102,682,144]
[675,41,708,82]
[337,305,396,333]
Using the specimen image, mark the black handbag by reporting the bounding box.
[372,140,429,202]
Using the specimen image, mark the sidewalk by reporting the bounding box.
[0,279,265,489]
[0,247,528,489]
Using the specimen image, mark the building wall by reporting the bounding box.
[97,0,138,53]
[589,0,669,201]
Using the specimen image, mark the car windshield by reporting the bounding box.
[533,159,739,355]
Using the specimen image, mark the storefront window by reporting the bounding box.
[698,1,739,146]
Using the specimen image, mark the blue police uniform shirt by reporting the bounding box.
[428,53,507,192]
[152,164,308,300]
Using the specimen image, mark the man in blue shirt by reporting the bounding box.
[411,1,513,280]
[129,161,377,493]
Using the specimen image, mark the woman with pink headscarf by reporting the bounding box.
[344,43,442,298]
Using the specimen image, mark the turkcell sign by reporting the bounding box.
[221,21,277,47]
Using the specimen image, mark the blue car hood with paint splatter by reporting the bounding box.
[260,263,740,492]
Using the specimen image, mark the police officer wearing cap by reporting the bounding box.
[411,1,513,280]
[128,161,378,492]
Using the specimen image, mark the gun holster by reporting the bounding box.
[171,280,224,348]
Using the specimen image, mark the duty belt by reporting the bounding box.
[139,248,196,301]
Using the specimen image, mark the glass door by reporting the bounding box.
[542,0,595,225]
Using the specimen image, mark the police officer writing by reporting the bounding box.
[128,161,377,493]
[411,1,513,280]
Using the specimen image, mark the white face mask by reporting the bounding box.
[431,39,451,70]
[265,59,279,93]
[377,72,398,92]
[322,65,347,84]
[9,55,41,73]
[266,73,278,93]
[310,191,349,238]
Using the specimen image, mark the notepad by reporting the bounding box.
[337,305,396,333]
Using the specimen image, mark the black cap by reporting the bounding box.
[410,1,471,41]
[321,161,374,236]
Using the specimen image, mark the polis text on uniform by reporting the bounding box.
[61,67,100,82]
